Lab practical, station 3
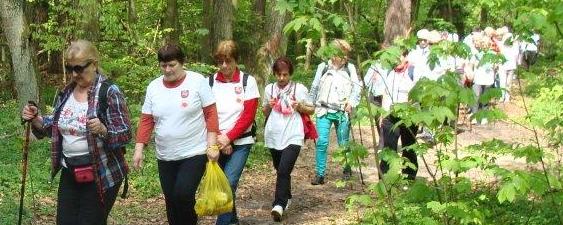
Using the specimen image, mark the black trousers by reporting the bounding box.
[270,144,301,208]
[56,167,121,225]
[380,116,419,180]
[158,154,207,225]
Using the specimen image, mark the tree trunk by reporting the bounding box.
[128,0,138,24]
[480,6,488,27]
[163,0,179,44]
[212,0,234,52]
[383,0,411,46]
[78,0,101,42]
[266,1,288,56]
[200,0,214,63]
[0,0,40,109]
[253,1,288,88]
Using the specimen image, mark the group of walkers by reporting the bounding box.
[20,24,540,224]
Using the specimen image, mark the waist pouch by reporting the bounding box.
[65,154,94,183]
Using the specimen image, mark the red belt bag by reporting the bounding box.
[65,154,95,183]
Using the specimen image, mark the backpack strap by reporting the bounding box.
[97,79,112,121]
[242,73,249,91]
[208,74,215,87]
[407,66,415,81]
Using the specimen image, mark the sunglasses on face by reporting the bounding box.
[65,61,92,74]
[215,58,233,65]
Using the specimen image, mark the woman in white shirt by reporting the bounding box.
[263,57,313,222]
[133,44,219,225]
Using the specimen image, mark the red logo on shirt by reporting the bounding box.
[234,87,243,94]
[181,102,188,108]
[181,90,189,98]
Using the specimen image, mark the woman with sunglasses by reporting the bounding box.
[133,43,219,225]
[21,40,131,225]
[208,40,260,225]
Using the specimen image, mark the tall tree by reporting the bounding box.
[200,0,214,62]
[383,0,411,46]
[78,0,101,42]
[0,0,39,109]
[212,0,234,51]
[163,0,179,44]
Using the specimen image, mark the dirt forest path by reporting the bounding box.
[108,97,537,225]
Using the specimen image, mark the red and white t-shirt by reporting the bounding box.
[210,70,260,145]
[141,71,215,160]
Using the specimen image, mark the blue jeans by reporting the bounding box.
[216,144,252,225]
[315,112,350,177]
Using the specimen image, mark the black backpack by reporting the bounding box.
[96,79,129,199]
[208,73,257,139]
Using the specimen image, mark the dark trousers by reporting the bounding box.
[380,116,419,180]
[158,154,207,225]
[270,144,301,208]
[56,167,121,225]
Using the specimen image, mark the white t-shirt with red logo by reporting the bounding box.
[210,72,260,145]
[142,71,215,161]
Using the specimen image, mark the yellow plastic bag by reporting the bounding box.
[195,161,233,216]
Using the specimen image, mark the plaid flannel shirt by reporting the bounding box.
[32,74,131,191]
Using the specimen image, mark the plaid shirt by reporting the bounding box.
[32,74,131,191]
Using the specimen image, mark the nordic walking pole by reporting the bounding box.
[18,101,35,225]
[347,112,365,185]
[356,120,366,185]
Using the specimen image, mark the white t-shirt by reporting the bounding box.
[471,52,495,86]
[263,82,308,150]
[380,67,418,111]
[141,71,215,161]
[210,71,260,145]
[364,63,389,97]
[500,37,520,71]
[407,45,432,80]
[59,93,101,157]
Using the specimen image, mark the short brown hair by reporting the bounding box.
[272,57,294,75]
[158,44,185,64]
[214,40,238,61]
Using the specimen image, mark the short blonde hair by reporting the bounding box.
[214,40,238,61]
[484,27,496,38]
[332,39,352,56]
[65,40,100,64]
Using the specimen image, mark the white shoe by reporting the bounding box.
[271,205,283,222]
[285,199,292,211]
[481,118,488,125]
[471,118,478,125]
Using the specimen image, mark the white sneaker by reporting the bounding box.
[285,199,292,211]
[271,205,283,222]
[481,118,488,125]
[471,118,478,125]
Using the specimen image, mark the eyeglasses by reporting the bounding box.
[65,61,93,74]
[215,58,233,65]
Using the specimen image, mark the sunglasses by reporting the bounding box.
[215,58,233,65]
[65,61,93,74]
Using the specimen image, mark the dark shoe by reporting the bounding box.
[311,175,325,185]
[342,167,352,180]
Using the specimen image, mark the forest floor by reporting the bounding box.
[105,94,541,225]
